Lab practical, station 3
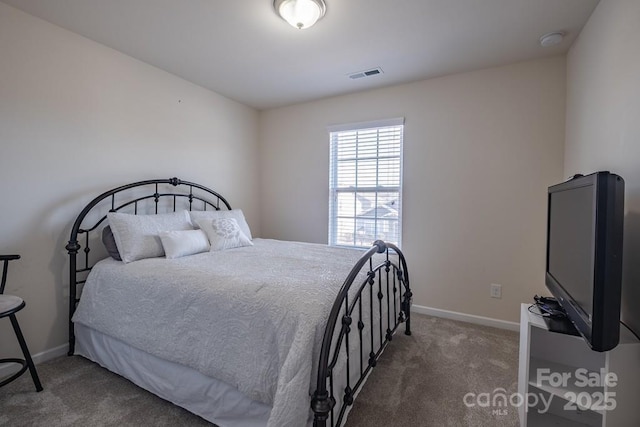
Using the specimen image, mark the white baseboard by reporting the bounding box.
[0,342,68,377]
[412,304,520,332]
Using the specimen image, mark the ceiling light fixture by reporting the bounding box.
[274,0,326,30]
[539,32,565,47]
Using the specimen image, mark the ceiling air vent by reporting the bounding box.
[348,67,383,80]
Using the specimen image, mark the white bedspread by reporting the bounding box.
[72,239,377,427]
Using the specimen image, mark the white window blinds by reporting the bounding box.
[329,119,404,248]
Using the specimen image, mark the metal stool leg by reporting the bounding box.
[9,313,43,392]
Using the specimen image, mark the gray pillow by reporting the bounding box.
[102,225,122,261]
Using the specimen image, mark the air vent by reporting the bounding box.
[348,67,383,80]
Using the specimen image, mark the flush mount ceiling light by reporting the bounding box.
[539,31,565,47]
[274,0,326,30]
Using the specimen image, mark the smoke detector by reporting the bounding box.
[539,32,565,47]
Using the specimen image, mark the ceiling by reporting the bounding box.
[2,0,599,110]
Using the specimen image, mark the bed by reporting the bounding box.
[65,177,412,427]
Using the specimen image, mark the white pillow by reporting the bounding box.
[159,229,210,259]
[107,210,193,263]
[189,209,253,240]
[196,217,253,251]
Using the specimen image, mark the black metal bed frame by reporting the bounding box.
[65,177,412,427]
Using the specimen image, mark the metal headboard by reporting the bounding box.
[65,177,231,355]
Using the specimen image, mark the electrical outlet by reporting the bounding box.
[490,283,502,299]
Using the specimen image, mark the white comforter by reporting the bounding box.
[72,239,377,427]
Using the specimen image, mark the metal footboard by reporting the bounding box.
[312,240,412,427]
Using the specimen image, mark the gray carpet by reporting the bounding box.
[0,314,519,426]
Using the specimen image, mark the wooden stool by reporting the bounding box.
[0,255,42,391]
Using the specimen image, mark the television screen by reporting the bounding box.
[547,184,595,320]
[545,171,624,352]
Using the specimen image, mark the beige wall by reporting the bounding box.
[565,0,640,333]
[259,56,567,323]
[0,3,259,357]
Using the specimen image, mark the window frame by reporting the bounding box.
[328,118,404,249]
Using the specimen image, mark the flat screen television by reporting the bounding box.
[545,171,624,352]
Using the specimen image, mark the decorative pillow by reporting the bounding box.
[159,229,210,259]
[101,225,122,261]
[107,210,193,263]
[189,209,253,240]
[196,217,253,251]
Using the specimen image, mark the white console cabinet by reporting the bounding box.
[518,303,640,426]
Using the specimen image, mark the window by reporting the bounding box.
[329,118,403,248]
